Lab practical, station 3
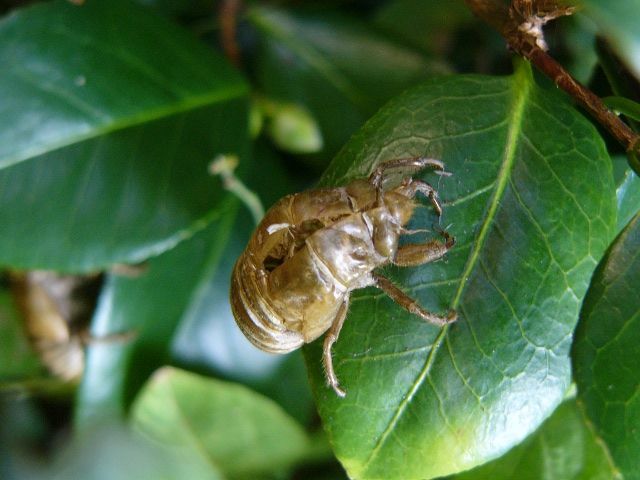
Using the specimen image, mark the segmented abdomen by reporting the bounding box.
[230,251,305,353]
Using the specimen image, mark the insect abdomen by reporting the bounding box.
[267,246,346,343]
[230,254,304,353]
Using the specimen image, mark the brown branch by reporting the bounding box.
[219,0,242,67]
[465,0,640,155]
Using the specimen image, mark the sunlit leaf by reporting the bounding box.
[306,63,616,479]
[132,367,310,479]
[52,422,221,480]
[452,400,619,480]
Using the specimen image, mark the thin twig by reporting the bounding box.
[210,155,265,225]
[464,0,640,155]
[219,0,242,67]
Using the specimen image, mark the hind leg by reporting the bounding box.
[372,272,457,326]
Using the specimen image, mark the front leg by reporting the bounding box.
[369,157,447,207]
[372,272,457,326]
[368,157,446,190]
[393,230,455,267]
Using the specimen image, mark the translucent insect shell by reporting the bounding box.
[231,157,456,396]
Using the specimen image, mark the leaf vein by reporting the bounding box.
[362,66,532,475]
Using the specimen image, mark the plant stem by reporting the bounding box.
[219,0,242,67]
[464,0,640,155]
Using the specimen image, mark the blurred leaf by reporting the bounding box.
[0,394,48,480]
[0,0,248,272]
[580,0,640,79]
[572,212,640,480]
[450,400,619,480]
[52,422,221,480]
[132,367,310,479]
[306,63,616,479]
[75,208,237,427]
[172,141,315,425]
[560,15,598,84]
[134,0,213,18]
[612,155,640,233]
[248,6,449,160]
[603,96,640,121]
[0,289,42,380]
[374,0,472,54]
[77,143,314,428]
[597,38,640,111]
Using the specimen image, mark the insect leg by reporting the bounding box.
[394,230,455,267]
[323,298,350,397]
[372,272,457,325]
[368,157,445,190]
[402,178,443,216]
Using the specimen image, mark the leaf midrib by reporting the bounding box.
[360,64,533,477]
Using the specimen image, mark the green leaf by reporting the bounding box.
[248,6,449,159]
[581,0,640,79]
[76,143,314,427]
[52,422,222,480]
[0,289,42,381]
[613,155,640,233]
[134,0,213,18]
[172,142,315,425]
[572,212,640,479]
[170,212,314,425]
[1,394,49,479]
[132,367,310,479]
[373,0,472,54]
[306,64,616,479]
[561,16,599,84]
[0,0,248,272]
[603,96,640,122]
[451,400,619,480]
[75,208,237,427]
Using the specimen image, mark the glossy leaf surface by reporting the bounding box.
[132,367,310,479]
[452,399,619,480]
[307,65,616,479]
[573,213,640,479]
[0,0,247,271]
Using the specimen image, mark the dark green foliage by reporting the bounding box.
[573,213,640,480]
[1,1,638,479]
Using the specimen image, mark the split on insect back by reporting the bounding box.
[230,157,456,397]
